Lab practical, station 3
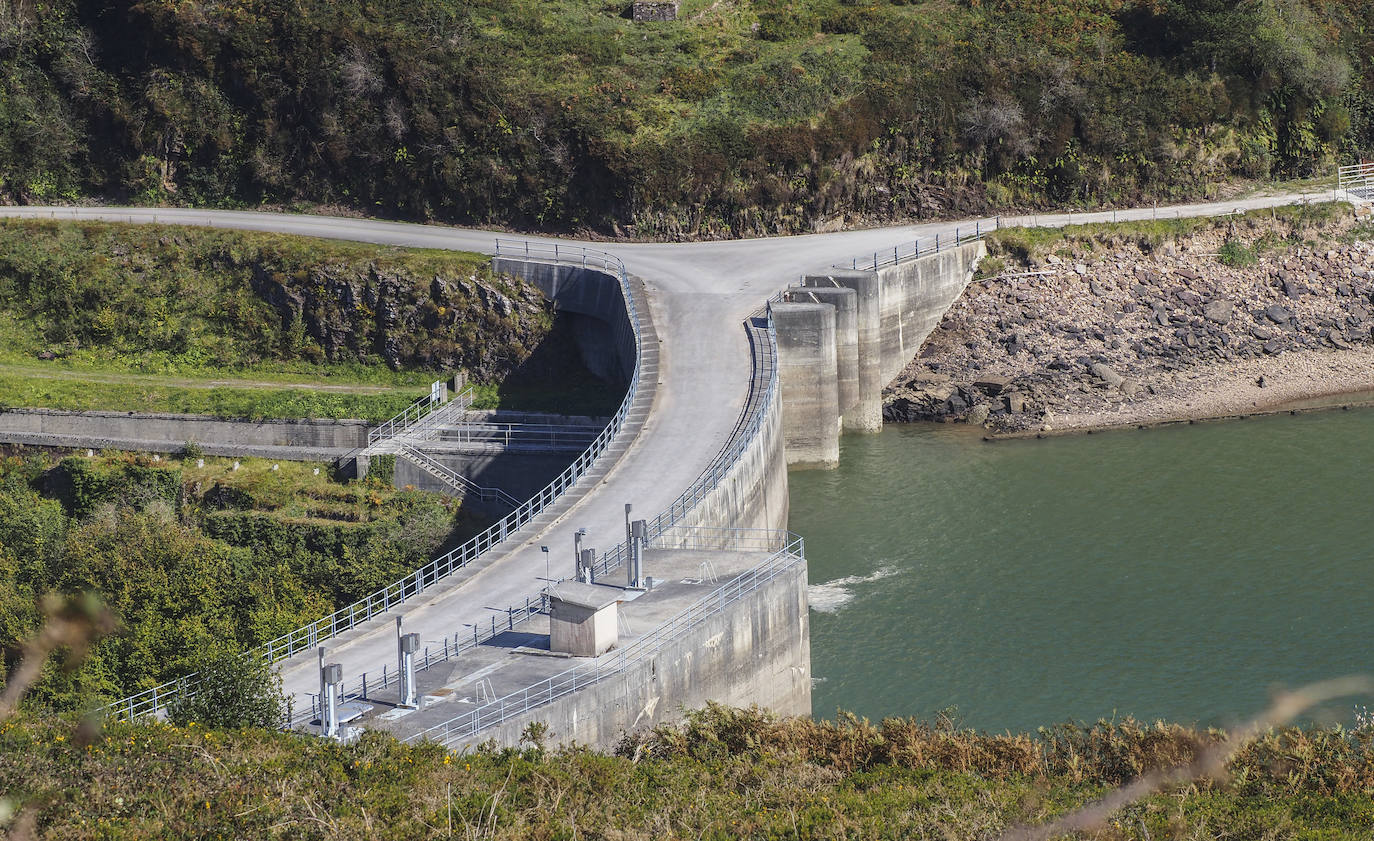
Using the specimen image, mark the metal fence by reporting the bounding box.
[101,242,643,721]
[1339,163,1374,198]
[404,531,805,748]
[433,421,602,453]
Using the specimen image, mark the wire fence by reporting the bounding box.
[101,242,643,722]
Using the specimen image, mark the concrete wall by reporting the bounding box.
[492,259,638,385]
[802,272,882,431]
[671,378,789,536]
[0,408,368,457]
[873,242,986,385]
[778,241,985,465]
[449,558,810,752]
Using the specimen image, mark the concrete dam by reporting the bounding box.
[0,195,1328,749]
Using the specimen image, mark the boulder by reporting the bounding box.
[973,375,1012,395]
[1203,299,1233,324]
[967,404,990,426]
[1265,304,1292,323]
[1090,363,1124,388]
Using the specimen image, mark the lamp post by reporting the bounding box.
[540,545,550,584]
[573,528,587,578]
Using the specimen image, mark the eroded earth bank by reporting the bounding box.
[884,204,1374,435]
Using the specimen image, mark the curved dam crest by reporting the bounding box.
[0,194,1341,747]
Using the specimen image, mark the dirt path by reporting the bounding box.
[0,363,418,394]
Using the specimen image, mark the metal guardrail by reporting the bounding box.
[837,221,993,272]
[404,531,805,748]
[433,421,602,453]
[102,242,642,721]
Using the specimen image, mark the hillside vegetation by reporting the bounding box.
[0,219,622,418]
[0,450,481,710]
[0,0,1367,237]
[2,706,1373,838]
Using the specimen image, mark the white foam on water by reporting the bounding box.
[807,566,899,614]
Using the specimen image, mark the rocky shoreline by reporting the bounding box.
[883,210,1374,435]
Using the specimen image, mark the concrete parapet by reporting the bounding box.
[785,286,860,432]
[771,302,840,468]
[0,408,369,452]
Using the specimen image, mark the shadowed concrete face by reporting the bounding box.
[804,272,882,431]
[875,242,985,384]
[771,301,839,468]
[786,285,862,432]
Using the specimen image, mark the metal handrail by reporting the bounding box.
[1338,163,1374,194]
[102,242,642,721]
[399,445,520,507]
[366,386,475,447]
[404,533,805,747]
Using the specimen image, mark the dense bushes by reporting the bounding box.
[0,1,1369,238]
[630,703,1374,795]
[0,452,477,710]
[3,707,1373,839]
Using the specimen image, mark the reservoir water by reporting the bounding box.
[790,409,1374,734]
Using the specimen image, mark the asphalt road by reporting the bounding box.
[0,189,1343,718]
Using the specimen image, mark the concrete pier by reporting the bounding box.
[803,271,882,432]
[784,287,860,432]
[771,301,840,468]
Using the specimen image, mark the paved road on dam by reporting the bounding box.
[0,189,1339,716]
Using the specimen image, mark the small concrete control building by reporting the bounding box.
[548,582,622,656]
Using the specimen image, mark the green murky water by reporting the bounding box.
[790,409,1374,733]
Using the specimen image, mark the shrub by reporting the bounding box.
[166,649,288,729]
[1218,240,1259,268]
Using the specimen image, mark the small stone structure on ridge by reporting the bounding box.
[632,1,678,22]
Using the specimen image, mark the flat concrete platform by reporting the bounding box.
[355,548,776,740]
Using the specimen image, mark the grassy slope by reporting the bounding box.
[3,708,1373,839]
[0,219,621,419]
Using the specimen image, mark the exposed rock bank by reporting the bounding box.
[885,215,1374,434]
